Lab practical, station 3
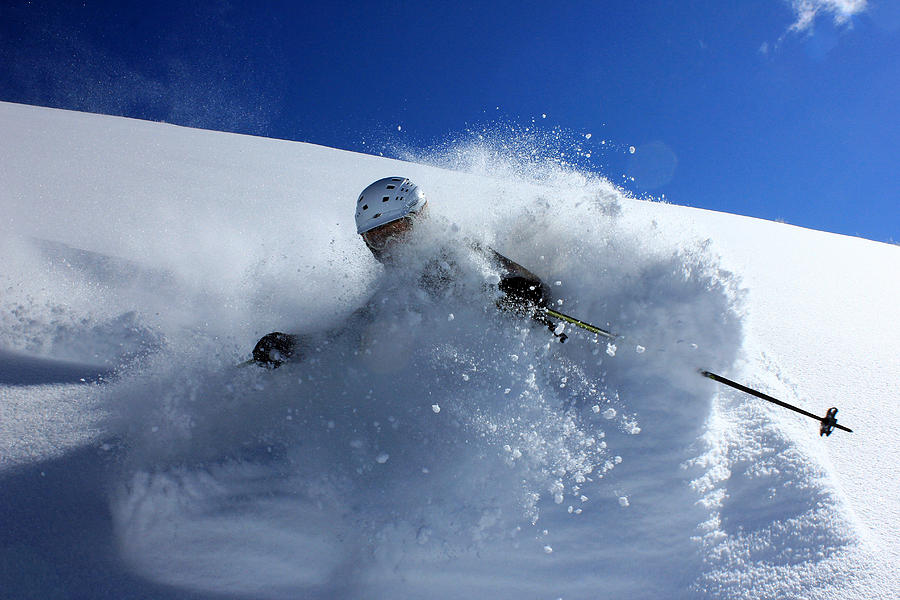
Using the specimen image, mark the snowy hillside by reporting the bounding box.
[1,101,898,599]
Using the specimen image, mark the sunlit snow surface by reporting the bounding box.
[1,102,898,599]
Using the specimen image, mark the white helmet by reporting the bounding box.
[355,177,427,234]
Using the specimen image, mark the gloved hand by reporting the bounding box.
[497,275,547,314]
[252,332,300,368]
[497,276,567,343]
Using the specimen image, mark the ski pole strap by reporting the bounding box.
[543,308,618,340]
[700,370,852,435]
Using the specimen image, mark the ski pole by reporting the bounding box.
[543,308,618,340]
[700,370,852,436]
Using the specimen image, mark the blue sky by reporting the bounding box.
[2,1,897,243]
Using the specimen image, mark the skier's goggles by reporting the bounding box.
[361,217,414,250]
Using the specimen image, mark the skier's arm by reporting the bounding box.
[488,249,566,341]
[250,304,375,368]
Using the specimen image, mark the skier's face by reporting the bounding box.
[362,216,414,251]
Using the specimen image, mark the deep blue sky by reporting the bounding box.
[2,1,897,243]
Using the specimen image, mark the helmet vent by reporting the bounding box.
[373,213,382,219]
[362,204,368,210]
[392,178,403,181]
[382,196,390,202]
[386,185,395,190]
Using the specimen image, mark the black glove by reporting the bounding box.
[497,276,568,343]
[498,276,547,314]
[252,332,300,368]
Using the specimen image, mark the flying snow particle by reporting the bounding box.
[448,313,455,321]
[431,404,441,414]
[543,545,553,554]
[585,133,592,139]
[629,146,636,154]
[542,113,547,119]
[592,405,601,413]
[618,496,630,507]
[606,343,617,357]
[397,125,402,131]
[376,453,390,464]
[603,408,617,420]
[635,345,646,354]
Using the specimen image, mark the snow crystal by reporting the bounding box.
[431,404,441,414]
[606,343,617,357]
[602,408,617,420]
[618,496,630,507]
[592,405,601,413]
[635,345,646,354]
[447,313,455,321]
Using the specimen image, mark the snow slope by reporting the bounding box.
[1,101,898,599]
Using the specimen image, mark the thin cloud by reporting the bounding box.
[787,0,868,32]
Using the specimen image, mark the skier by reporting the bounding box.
[251,176,563,367]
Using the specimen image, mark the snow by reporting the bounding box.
[1,100,899,599]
